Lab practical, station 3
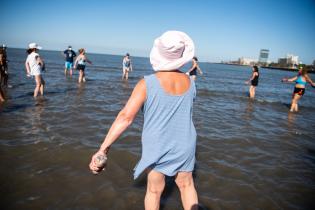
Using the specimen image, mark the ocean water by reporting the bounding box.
[1,48,315,210]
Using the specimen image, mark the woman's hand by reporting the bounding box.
[282,78,288,82]
[89,150,107,175]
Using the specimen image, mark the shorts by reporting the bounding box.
[30,68,41,76]
[293,87,305,96]
[189,69,197,76]
[251,81,258,86]
[123,67,130,72]
[77,64,85,71]
[65,62,73,69]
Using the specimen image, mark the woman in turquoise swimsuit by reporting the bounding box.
[89,31,199,210]
[282,66,315,112]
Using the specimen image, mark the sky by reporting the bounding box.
[1,0,315,64]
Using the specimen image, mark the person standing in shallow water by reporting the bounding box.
[187,56,203,80]
[0,44,9,88]
[0,45,7,102]
[89,31,199,210]
[25,43,46,98]
[246,65,259,99]
[122,53,132,80]
[74,48,92,83]
[282,66,315,112]
[63,46,76,76]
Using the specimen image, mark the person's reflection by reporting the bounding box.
[77,82,85,96]
[287,112,297,129]
[122,79,129,89]
[27,97,46,136]
[243,100,254,121]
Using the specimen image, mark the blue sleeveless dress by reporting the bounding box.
[133,74,197,179]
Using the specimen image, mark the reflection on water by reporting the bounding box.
[122,80,130,89]
[287,112,297,129]
[23,97,47,142]
[243,99,254,121]
[77,83,86,96]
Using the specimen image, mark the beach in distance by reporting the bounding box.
[1,48,315,210]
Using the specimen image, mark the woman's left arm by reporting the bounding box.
[305,75,315,87]
[197,64,203,75]
[86,55,92,64]
[36,55,44,66]
[246,72,255,84]
[130,59,133,71]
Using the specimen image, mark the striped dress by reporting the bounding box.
[133,73,197,179]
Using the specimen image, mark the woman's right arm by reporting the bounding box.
[25,60,30,75]
[89,79,147,173]
[282,76,297,82]
[74,55,79,68]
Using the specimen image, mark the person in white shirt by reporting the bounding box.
[122,53,132,80]
[25,43,45,97]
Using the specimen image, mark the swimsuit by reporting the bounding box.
[295,75,307,86]
[189,68,197,76]
[293,87,305,96]
[123,58,131,71]
[251,73,259,86]
[293,75,307,96]
[77,58,86,71]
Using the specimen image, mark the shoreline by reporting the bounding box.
[211,62,315,74]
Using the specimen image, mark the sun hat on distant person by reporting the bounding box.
[28,43,42,50]
[150,30,195,71]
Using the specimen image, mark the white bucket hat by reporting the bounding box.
[28,43,42,50]
[150,31,195,71]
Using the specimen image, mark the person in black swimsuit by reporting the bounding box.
[187,57,203,80]
[246,65,259,99]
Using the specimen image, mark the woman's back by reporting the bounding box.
[134,71,196,179]
[155,71,191,95]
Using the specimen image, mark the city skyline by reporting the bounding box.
[1,0,315,64]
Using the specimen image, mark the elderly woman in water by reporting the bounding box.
[89,31,199,210]
[25,43,46,98]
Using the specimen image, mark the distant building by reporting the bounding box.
[277,54,299,68]
[287,54,299,66]
[258,49,269,65]
[313,60,315,66]
[239,57,257,66]
[278,58,288,67]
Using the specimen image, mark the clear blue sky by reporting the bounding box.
[1,0,315,63]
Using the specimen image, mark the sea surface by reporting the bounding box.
[1,48,315,210]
